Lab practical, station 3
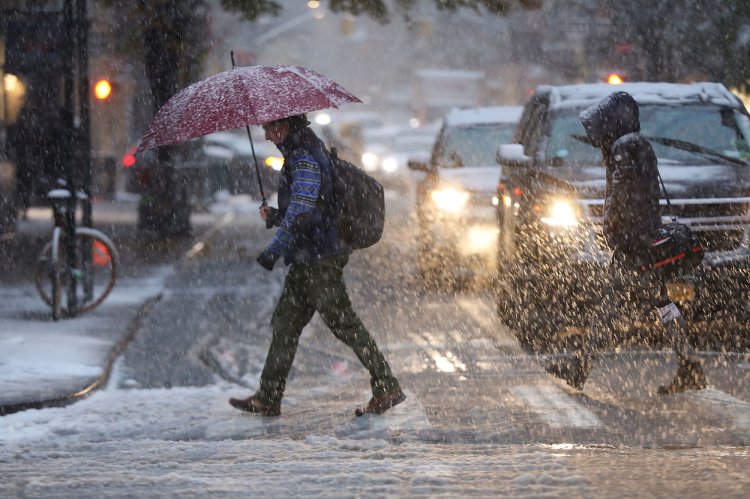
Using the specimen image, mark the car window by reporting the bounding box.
[435,123,516,168]
[547,105,750,166]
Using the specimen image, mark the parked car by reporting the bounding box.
[408,106,523,285]
[200,131,282,201]
[494,82,750,353]
[123,131,281,211]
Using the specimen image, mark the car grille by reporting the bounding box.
[581,198,750,253]
[468,192,496,208]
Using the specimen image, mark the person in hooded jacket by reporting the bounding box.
[229,114,405,416]
[544,91,707,394]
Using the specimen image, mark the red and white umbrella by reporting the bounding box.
[136,63,361,203]
[137,64,360,152]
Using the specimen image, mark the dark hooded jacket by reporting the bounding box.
[580,92,662,256]
[264,125,350,265]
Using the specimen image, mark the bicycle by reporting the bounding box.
[34,183,119,320]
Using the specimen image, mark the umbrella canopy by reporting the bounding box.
[136,65,361,152]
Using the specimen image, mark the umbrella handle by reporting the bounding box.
[260,200,273,229]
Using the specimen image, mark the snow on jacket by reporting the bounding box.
[579,91,662,255]
[264,127,350,265]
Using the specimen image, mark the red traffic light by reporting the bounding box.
[94,79,112,100]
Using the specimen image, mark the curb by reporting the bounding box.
[0,209,235,417]
[0,295,162,417]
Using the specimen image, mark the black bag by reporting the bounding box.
[639,170,704,278]
[327,148,385,250]
[640,221,704,278]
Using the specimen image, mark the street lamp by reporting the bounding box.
[94,79,112,100]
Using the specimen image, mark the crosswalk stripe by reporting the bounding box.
[457,297,518,348]
[513,385,604,429]
[687,388,750,430]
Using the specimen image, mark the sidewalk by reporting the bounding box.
[0,196,243,415]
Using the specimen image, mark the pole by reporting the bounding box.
[63,0,78,315]
[230,50,266,205]
[76,0,91,228]
[76,0,93,302]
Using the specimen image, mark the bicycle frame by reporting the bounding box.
[48,188,78,315]
[37,182,119,320]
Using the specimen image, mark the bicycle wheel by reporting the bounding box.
[35,227,119,317]
[73,228,119,315]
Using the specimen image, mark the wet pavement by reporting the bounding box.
[2,192,750,496]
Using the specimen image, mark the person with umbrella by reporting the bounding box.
[136,63,404,416]
[229,114,405,417]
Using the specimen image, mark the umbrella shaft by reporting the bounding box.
[245,125,266,204]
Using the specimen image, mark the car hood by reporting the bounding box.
[538,162,750,199]
[437,166,501,194]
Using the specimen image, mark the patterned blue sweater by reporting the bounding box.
[264,129,349,264]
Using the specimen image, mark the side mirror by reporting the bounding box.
[407,156,431,172]
[496,144,531,168]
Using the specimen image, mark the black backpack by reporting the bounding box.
[327,148,385,250]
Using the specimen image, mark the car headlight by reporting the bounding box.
[540,199,579,227]
[381,156,398,173]
[265,156,284,171]
[431,188,470,213]
[362,152,379,172]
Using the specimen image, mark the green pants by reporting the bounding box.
[258,255,400,405]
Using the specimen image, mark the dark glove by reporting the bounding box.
[265,206,279,229]
[256,250,279,271]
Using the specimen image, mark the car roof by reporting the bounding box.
[536,82,743,111]
[443,106,524,127]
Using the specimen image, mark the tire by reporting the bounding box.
[35,227,119,317]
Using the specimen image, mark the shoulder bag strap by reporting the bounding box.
[656,168,677,223]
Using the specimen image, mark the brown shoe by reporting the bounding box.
[355,388,406,416]
[229,395,281,416]
[658,359,707,394]
[545,354,591,390]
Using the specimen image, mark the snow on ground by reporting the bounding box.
[0,268,170,402]
[0,378,594,497]
[2,378,748,498]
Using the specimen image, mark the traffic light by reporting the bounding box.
[94,79,112,100]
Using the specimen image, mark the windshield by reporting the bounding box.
[436,123,516,168]
[547,105,750,166]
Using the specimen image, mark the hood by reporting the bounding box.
[579,91,640,147]
[439,166,501,194]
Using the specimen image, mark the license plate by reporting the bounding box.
[667,282,695,302]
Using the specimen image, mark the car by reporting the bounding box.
[122,131,282,211]
[199,131,282,201]
[360,125,437,191]
[408,105,523,285]
[494,82,750,353]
